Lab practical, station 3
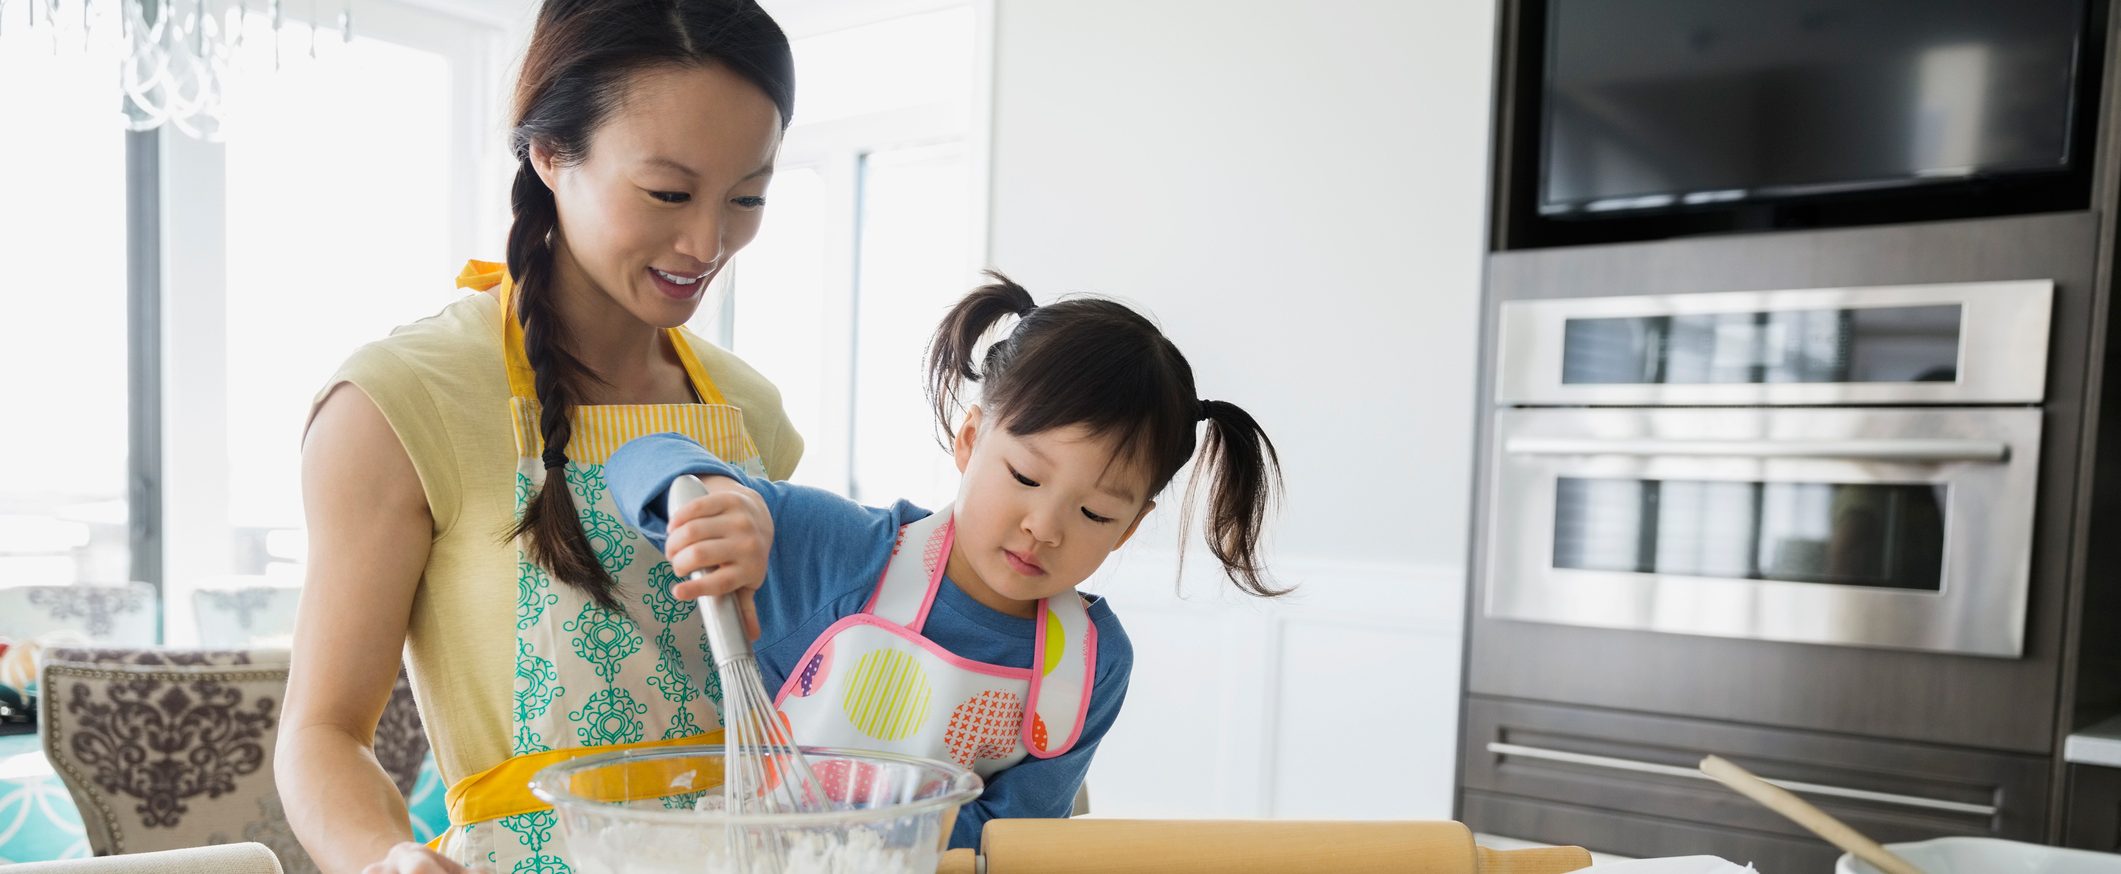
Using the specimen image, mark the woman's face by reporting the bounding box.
[532,64,783,329]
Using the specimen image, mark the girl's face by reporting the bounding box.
[945,406,1157,617]
[531,64,782,329]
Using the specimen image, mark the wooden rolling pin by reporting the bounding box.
[934,819,1593,874]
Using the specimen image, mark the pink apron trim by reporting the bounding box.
[772,612,1033,708]
[858,517,955,635]
[802,506,1096,758]
[1024,599,1098,759]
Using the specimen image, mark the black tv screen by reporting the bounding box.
[1541,0,2087,216]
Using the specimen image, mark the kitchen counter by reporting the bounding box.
[2066,715,2121,768]
[1477,833,1636,866]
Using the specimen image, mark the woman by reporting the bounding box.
[276,1,800,870]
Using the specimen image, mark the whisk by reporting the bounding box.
[667,474,831,818]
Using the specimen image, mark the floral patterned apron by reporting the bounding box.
[438,261,768,873]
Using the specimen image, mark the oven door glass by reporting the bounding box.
[1496,280,2050,405]
[1553,477,1947,590]
[1560,305,1961,386]
[1487,407,2039,656]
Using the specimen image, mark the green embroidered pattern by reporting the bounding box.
[562,601,643,685]
[565,463,609,506]
[497,449,749,873]
[499,810,572,874]
[513,639,563,726]
[510,855,570,874]
[642,561,694,624]
[514,471,534,519]
[577,507,638,578]
[660,787,713,810]
[511,724,546,758]
[516,560,558,632]
[568,687,649,746]
[646,625,699,707]
[663,702,705,741]
[500,809,557,849]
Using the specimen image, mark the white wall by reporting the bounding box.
[985,0,1496,817]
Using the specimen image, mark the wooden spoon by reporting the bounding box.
[1700,755,1925,874]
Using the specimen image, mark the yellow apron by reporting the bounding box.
[437,261,770,871]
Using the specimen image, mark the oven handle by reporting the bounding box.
[1502,438,2009,463]
[1485,742,1999,816]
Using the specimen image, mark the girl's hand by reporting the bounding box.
[362,842,479,873]
[665,475,774,638]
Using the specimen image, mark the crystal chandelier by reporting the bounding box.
[4,0,352,140]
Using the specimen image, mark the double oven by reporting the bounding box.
[1485,279,2052,657]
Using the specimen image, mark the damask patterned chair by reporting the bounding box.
[190,584,302,648]
[38,648,430,873]
[0,583,158,646]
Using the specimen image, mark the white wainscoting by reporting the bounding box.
[1076,549,1466,820]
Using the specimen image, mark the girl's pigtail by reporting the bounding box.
[1190,399,1287,597]
[924,269,1037,447]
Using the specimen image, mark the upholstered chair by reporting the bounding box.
[39,648,429,874]
[0,583,158,646]
[190,584,302,649]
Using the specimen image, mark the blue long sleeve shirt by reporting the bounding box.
[606,432,1133,849]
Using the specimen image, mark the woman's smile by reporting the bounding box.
[647,264,712,300]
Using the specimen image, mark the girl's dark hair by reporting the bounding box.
[926,271,1287,597]
[507,0,794,610]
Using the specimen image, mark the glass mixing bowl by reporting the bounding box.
[530,745,982,874]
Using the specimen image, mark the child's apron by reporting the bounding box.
[773,504,1096,781]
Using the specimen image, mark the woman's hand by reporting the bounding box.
[664,475,774,638]
[362,842,478,873]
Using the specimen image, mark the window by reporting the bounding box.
[712,3,985,507]
[851,142,976,504]
[156,2,501,642]
[0,29,132,590]
[220,17,460,568]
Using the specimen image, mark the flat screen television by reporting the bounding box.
[1513,0,2100,244]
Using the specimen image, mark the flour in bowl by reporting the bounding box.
[571,817,920,874]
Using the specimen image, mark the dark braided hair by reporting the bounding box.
[505,0,794,609]
[926,272,1288,597]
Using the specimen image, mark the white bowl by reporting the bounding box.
[1836,837,2121,874]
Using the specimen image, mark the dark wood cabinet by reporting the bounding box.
[1460,0,2121,861]
[1462,698,2051,872]
[2066,765,2121,852]
[1471,211,2099,756]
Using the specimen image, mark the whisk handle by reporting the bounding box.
[666,474,754,666]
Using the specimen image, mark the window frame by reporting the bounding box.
[723,0,996,497]
[147,0,507,643]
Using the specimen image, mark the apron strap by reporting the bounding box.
[1026,594,1096,758]
[457,259,730,407]
[440,729,725,829]
[862,506,954,632]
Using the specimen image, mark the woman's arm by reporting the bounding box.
[276,385,465,874]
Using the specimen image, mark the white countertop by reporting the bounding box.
[1477,833,1637,866]
[2065,715,2121,768]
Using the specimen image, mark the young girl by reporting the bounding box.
[606,272,1286,848]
